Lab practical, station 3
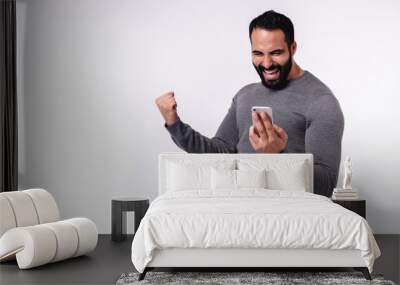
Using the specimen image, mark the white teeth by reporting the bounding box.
[264,70,278,75]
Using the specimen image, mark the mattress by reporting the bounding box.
[131,189,381,273]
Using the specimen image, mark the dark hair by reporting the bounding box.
[249,10,294,48]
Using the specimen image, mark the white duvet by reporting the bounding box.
[131,190,380,273]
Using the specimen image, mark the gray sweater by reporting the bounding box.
[165,71,344,197]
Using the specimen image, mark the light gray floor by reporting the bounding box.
[0,235,398,285]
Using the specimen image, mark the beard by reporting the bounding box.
[253,53,293,90]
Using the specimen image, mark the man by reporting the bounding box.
[155,10,344,197]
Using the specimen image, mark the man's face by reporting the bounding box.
[251,28,293,90]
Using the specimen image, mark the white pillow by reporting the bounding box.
[238,159,309,192]
[236,169,267,189]
[166,159,235,191]
[211,168,268,190]
[167,162,207,191]
[267,161,307,191]
[211,168,236,190]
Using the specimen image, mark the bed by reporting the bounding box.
[131,153,381,281]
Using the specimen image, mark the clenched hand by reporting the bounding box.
[155,91,178,126]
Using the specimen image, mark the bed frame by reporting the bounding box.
[137,153,372,281]
[139,248,371,280]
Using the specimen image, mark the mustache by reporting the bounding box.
[258,64,281,72]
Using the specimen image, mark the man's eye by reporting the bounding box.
[271,52,282,56]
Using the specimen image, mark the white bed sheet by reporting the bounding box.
[131,190,380,273]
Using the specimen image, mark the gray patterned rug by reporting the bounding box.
[116,271,397,285]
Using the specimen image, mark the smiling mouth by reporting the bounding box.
[264,69,279,75]
[263,68,280,79]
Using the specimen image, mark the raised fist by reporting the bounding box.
[155,91,178,126]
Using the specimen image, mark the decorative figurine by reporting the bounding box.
[342,156,352,190]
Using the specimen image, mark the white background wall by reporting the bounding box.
[16,0,400,234]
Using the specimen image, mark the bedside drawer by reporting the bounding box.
[332,200,366,219]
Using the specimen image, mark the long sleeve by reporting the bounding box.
[305,94,344,197]
[165,97,239,153]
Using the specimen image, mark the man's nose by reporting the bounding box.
[261,55,273,69]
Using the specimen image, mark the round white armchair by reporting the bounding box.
[0,189,98,269]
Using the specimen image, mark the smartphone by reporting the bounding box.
[251,106,273,123]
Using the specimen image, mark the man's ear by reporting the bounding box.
[290,41,297,56]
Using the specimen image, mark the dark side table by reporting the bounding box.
[111,197,149,242]
[332,199,366,219]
